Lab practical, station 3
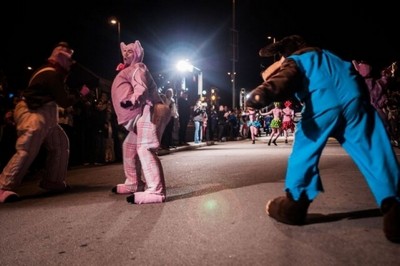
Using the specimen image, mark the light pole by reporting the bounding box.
[109,16,121,44]
[176,60,203,100]
[230,0,238,109]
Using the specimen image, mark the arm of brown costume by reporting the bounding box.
[246,59,302,110]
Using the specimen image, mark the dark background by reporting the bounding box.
[1,1,398,106]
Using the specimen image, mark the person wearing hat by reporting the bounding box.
[245,35,400,243]
[0,42,90,203]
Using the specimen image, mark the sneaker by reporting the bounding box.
[382,197,400,243]
[266,192,311,225]
[0,189,20,203]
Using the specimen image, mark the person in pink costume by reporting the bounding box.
[111,41,171,204]
[282,100,295,143]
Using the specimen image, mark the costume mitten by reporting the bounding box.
[245,88,269,110]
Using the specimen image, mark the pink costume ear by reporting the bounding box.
[120,42,126,56]
[133,40,144,62]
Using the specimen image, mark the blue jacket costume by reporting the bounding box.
[246,36,400,242]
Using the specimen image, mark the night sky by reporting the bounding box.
[1,1,398,106]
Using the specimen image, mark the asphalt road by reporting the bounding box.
[1,137,399,266]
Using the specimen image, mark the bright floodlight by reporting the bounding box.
[176,60,194,72]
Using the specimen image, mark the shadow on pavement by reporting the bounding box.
[306,208,382,224]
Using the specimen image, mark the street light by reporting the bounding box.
[176,59,203,99]
[267,36,276,62]
[267,36,276,44]
[109,16,121,44]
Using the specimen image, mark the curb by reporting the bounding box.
[157,141,211,156]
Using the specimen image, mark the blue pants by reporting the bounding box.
[194,121,202,143]
[286,98,400,206]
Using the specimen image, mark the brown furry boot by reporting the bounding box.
[381,197,400,243]
[266,192,311,225]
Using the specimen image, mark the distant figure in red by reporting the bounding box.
[282,100,295,144]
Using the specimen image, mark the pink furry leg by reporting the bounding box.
[112,131,146,194]
[126,103,170,204]
[127,150,166,204]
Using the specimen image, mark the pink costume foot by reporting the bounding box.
[126,192,166,204]
[0,189,20,203]
[111,183,146,194]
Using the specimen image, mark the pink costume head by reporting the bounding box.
[120,41,144,67]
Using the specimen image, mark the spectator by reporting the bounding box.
[177,90,191,145]
[161,88,178,149]
[217,105,227,141]
[193,100,206,144]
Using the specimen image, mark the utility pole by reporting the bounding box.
[230,0,238,109]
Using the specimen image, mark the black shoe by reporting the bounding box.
[273,140,277,146]
[252,140,255,144]
[285,139,288,144]
[126,194,135,204]
[268,139,271,146]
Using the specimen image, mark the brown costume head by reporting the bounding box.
[48,42,75,71]
[259,35,308,58]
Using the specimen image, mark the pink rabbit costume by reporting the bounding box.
[111,41,171,204]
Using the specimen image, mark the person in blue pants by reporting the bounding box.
[245,35,400,243]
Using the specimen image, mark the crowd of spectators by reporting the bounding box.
[1,60,400,174]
